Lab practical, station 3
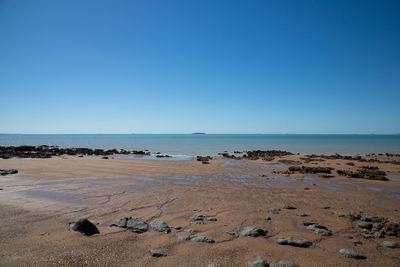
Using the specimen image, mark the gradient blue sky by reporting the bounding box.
[1,0,399,134]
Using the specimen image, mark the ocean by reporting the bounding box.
[1,134,400,156]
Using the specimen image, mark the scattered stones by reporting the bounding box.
[197,156,212,164]
[247,256,267,267]
[0,169,18,176]
[270,260,300,267]
[126,218,148,233]
[149,249,166,257]
[239,227,268,237]
[150,221,171,234]
[338,248,366,259]
[276,237,312,248]
[337,167,387,180]
[381,241,400,248]
[70,219,99,236]
[190,236,215,243]
[191,214,217,222]
[267,208,281,214]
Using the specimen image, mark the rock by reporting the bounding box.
[267,208,281,214]
[174,226,182,230]
[0,169,18,176]
[247,256,267,267]
[149,249,166,257]
[191,214,217,222]
[295,213,308,217]
[206,216,217,221]
[276,237,312,248]
[206,264,219,267]
[381,241,400,248]
[126,218,148,233]
[270,260,300,267]
[226,231,235,236]
[178,235,191,240]
[306,224,332,236]
[190,236,215,243]
[70,219,99,236]
[288,166,333,174]
[283,205,296,210]
[239,227,268,237]
[117,217,128,228]
[358,221,373,229]
[150,221,171,234]
[184,229,199,234]
[338,248,366,259]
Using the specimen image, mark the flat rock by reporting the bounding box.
[149,249,166,257]
[276,237,312,248]
[247,256,267,267]
[70,219,99,236]
[178,235,191,240]
[306,224,332,236]
[126,218,148,233]
[339,248,366,259]
[239,226,267,237]
[150,221,171,234]
[184,229,199,234]
[0,169,18,176]
[381,241,400,248]
[190,236,215,243]
[270,260,300,267]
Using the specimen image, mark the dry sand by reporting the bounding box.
[0,155,399,266]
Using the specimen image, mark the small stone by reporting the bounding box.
[339,248,366,259]
[270,260,300,267]
[174,226,182,230]
[206,264,219,267]
[190,236,215,243]
[295,213,308,217]
[381,241,400,248]
[283,205,296,210]
[247,256,267,267]
[239,227,267,237]
[149,249,166,257]
[178,235,191,240]
[150,221,171,234]
[267,208,281,214]
[206,216,217,221]
[184,229,199,234]
[276,237,312,248]
[226,231,235,236]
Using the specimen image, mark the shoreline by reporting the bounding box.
[0,151,399,266]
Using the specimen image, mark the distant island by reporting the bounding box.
[192,132,206,135]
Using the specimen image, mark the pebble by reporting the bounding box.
[149,250,166,257]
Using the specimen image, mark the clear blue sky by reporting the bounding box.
[1,0,399,134]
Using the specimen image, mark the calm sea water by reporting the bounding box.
[1,134,400,156]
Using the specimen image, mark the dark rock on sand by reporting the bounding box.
[270,260,300,267]
[190,236,215,243]
[0,169,18,176]
[70,219,99,236]
[191,214,217,222]
[337,166,387,180]
[338,248,366,259]
[126,218,148,233]
[283,205,297,210]
[150,221,171,234]
[276,237,312,248]
[244,150,293,160]
[174,226,182,230]
[247,256,267,267]
[117,217,128,228]
[306,224,332,236]
[288,166,333,174]
[178,235,191,240]
[149,249,166,257]
[381,241,400,248]
[239,227,268,237]
[267,207,281,214]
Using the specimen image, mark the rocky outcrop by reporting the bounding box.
[337,166,387,180]
[244,150,293,160]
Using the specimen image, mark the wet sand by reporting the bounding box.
[0,155,400,266]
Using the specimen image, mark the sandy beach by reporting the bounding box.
[0,153,400,266]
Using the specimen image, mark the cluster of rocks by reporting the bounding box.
[197,156,212,164]
[244,150,293,160]
[306,153,400,165]
[356,215,399,238]
[336,166,387,180]
[288,166,334,174]
[191,214,217,224]
[0,145,150,159]
[218,153,242,160]
[0,169,18,176]
[114,217,149,233]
